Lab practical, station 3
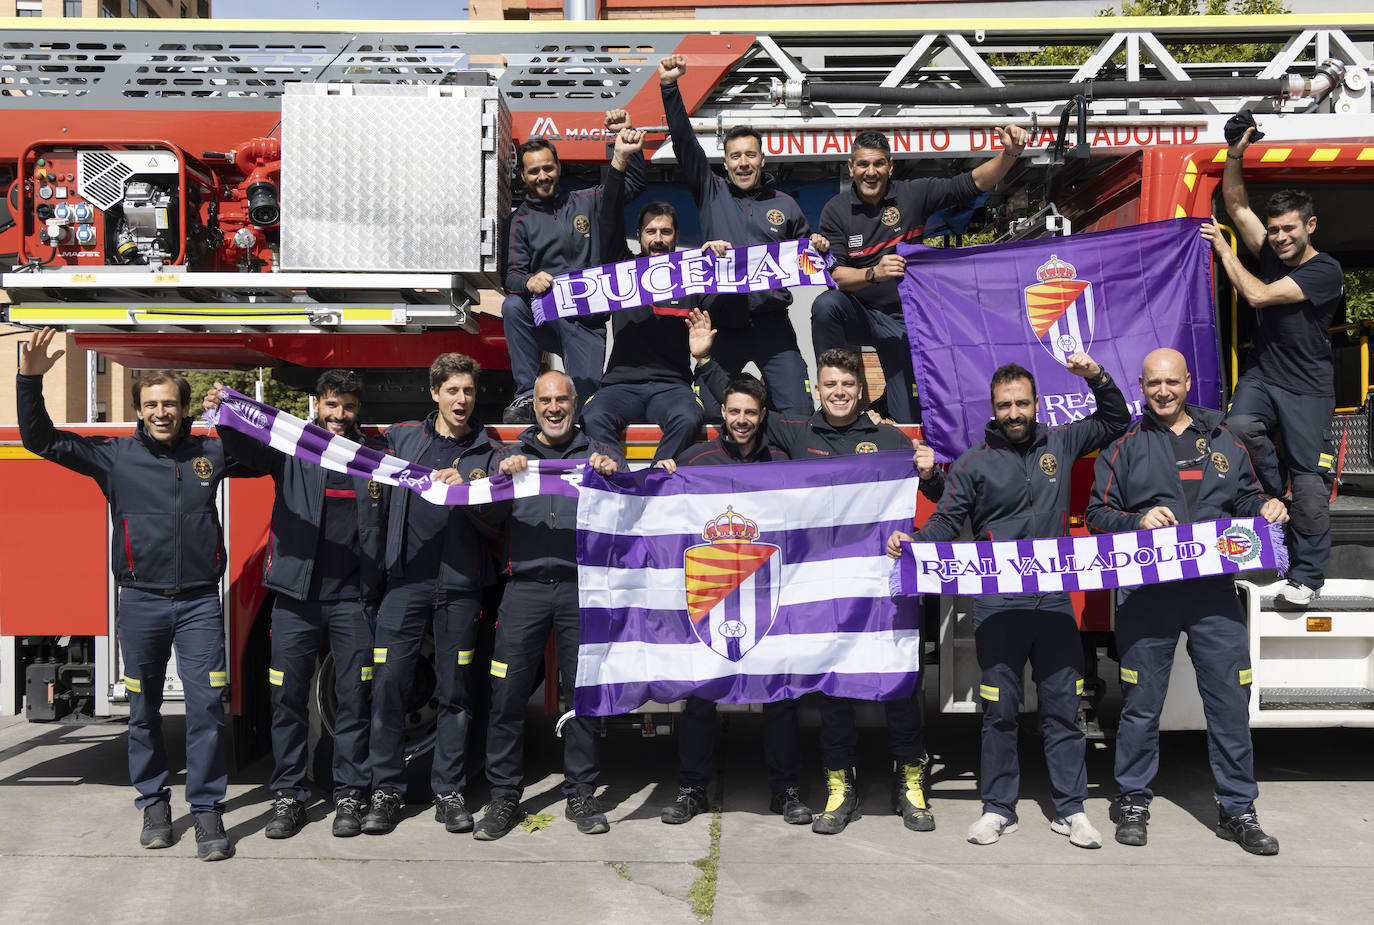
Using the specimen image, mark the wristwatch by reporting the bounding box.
[865,267,876,283]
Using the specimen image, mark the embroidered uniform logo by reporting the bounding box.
[683,507,781,662]
[531,116,561,140]
[880,206,900,226]
[855,442,879,454]
[1211,452,1230,474]
[574,215,590,235]
[1216,524,1260,564]
[1039,453,1058,476]
[1024,254,1097,365]
[227,397,270,431]
[192,457,213,479]
[367,480,382,499]
[1196,437,1209,455]
[766,209,785,227]
[468,467,486,480]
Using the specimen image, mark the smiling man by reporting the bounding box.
[203,370,388,840]
[18,327,257,861]
[1087,348,1286,855]
[1201,125,1346,609]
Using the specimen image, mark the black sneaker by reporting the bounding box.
[1115,801,1149,847]
[502,396,535,424]
[264,793,306,839]
[769,787,813,825]
[473,795,524,841]
[361,789,403,836]
[893,756,935,832]
[1217,807,1279,856]
[192,811,233,862]
[566,786,610,835]
[139,801,173,849]
[435,791,474,834]
[811,768,861,835]
[660,786,707,825]
[332,791,366,838]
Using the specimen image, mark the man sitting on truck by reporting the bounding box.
[1087,347,1285,855]
[501,110,645,424]
[203,370,388,840]
[17,327,257,861]
[1201,124,1345,609]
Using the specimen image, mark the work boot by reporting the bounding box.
[139,801,173,849]
[192,811,233,861]
[473,794,524,841]
[434,791,474,834]
[264,793,306,839]
[361,789,403,835]
[769,786,812,825]
[1217,807,1279,856]
[1114,801,1149,847]
[1275,580,1316,609]
[1051,812,1103,849]
[566,785,610,835]
[502,395,535,424]
[332,791,366,838]
[967,811,1017,845]
[811,769,860,835]
[894,756,935,832]
[661,786,708,825]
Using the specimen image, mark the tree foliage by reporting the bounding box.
[1346,269,1374,325]
[180,368,311,419]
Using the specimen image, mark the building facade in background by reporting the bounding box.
[7,0,208,19]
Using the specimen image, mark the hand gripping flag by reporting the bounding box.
[573,451,922,716]
[897,217,1220,462]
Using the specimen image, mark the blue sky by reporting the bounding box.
[214,0,469,19]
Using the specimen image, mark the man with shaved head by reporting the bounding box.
[1087,348,1287,856]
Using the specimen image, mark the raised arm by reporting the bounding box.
[16,328,116,479]
[659,55,713,206]
[970,124,1029,192]
[1062,353,1130,457]
[1220,127,1266,257]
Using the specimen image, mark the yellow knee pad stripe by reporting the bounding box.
[373,647,387,664]
[1318,453,1334,470]
[458,649,475,666]
[361,666,373,682]
[1075,679,1085,695]
[1120,668,1139,685]
[208,671,228,688]
[1239,668,1253,686]
[490,660,508,679]
[979,684,999,702]
[268,668,284,687]
[123,675,142,693]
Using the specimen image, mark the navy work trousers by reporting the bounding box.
[502,293,607,405]
[117,586,228,814]
[810,289,919,423]
[817,684,927,772]
[582,381,704,463]
[677,696,802,795]
[696,311,810,413]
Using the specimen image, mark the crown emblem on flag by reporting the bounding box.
[703,506,759,543]
[1036,254,1077,282]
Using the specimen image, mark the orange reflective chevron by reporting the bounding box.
[1025,279,1090,337]
[684,542,778,624]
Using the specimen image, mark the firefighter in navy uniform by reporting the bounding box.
[17,327,256,861]
[766,347,944,836]
[813,126,1027,423]
[472,370,624,841]
[203,370,388,839]
[361,353,503,836]
[1087,348,1286,855]
[501,110,645,423]
[887,354,1129,848]
[1201,121,1345,609]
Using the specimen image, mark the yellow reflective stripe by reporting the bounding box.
[1239,668,1253,686]
[208,671,228,688]
[1212,148,1229,163]
[123,675,142,693]
[1259,148,1292,162]
[1318,453,1334,470]
[268,668,284,687]
[1310,148,1340,162]
[373,647,387,664]
[1075,679,1085,695]
[361,666,373,682]
[490,660,508,678]
[1174,203,1188,218]
[979,684,999,702]
[1359,147,1374,161]
[1120,667,1139,685]
[457,649,475,666]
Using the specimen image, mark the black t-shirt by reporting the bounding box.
[1246,244,1344,396]
[600,296,696,387]
[1171,423,1209,521]
[308,469,362,601]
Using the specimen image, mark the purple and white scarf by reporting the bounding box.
[206,387,582,505]
[533,238,836,325]
[890,516,1287,598]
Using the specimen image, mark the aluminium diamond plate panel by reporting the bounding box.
[281,84,503,276]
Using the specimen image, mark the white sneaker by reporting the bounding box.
[967,812,1017,845]
[1051,812,1103,849]
[1275,581,1316,608]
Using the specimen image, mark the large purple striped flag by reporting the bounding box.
[573,451,922,716]
[898,217,1219,462]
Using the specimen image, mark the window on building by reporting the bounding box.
[128,0,137,14]
[96,354,108,374]
[17,0,43,15]
[96,402,108,423]
[65,0,83,14]
[101,2,116,14]
[180,2,186,15]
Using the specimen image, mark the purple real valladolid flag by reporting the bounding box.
[898,217,1219,461]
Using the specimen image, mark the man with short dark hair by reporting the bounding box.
[659,54,827,412]
[887,352,1128,848]
[502,112,646,424]
[17,327,255,861]
[766,347,943,836]
[655,373,813,828]
[203,369,388,839]
[1201,125,1345,608]
[1087,348,1285,855]
[814,126,1028,422]
[361,353,503,837]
